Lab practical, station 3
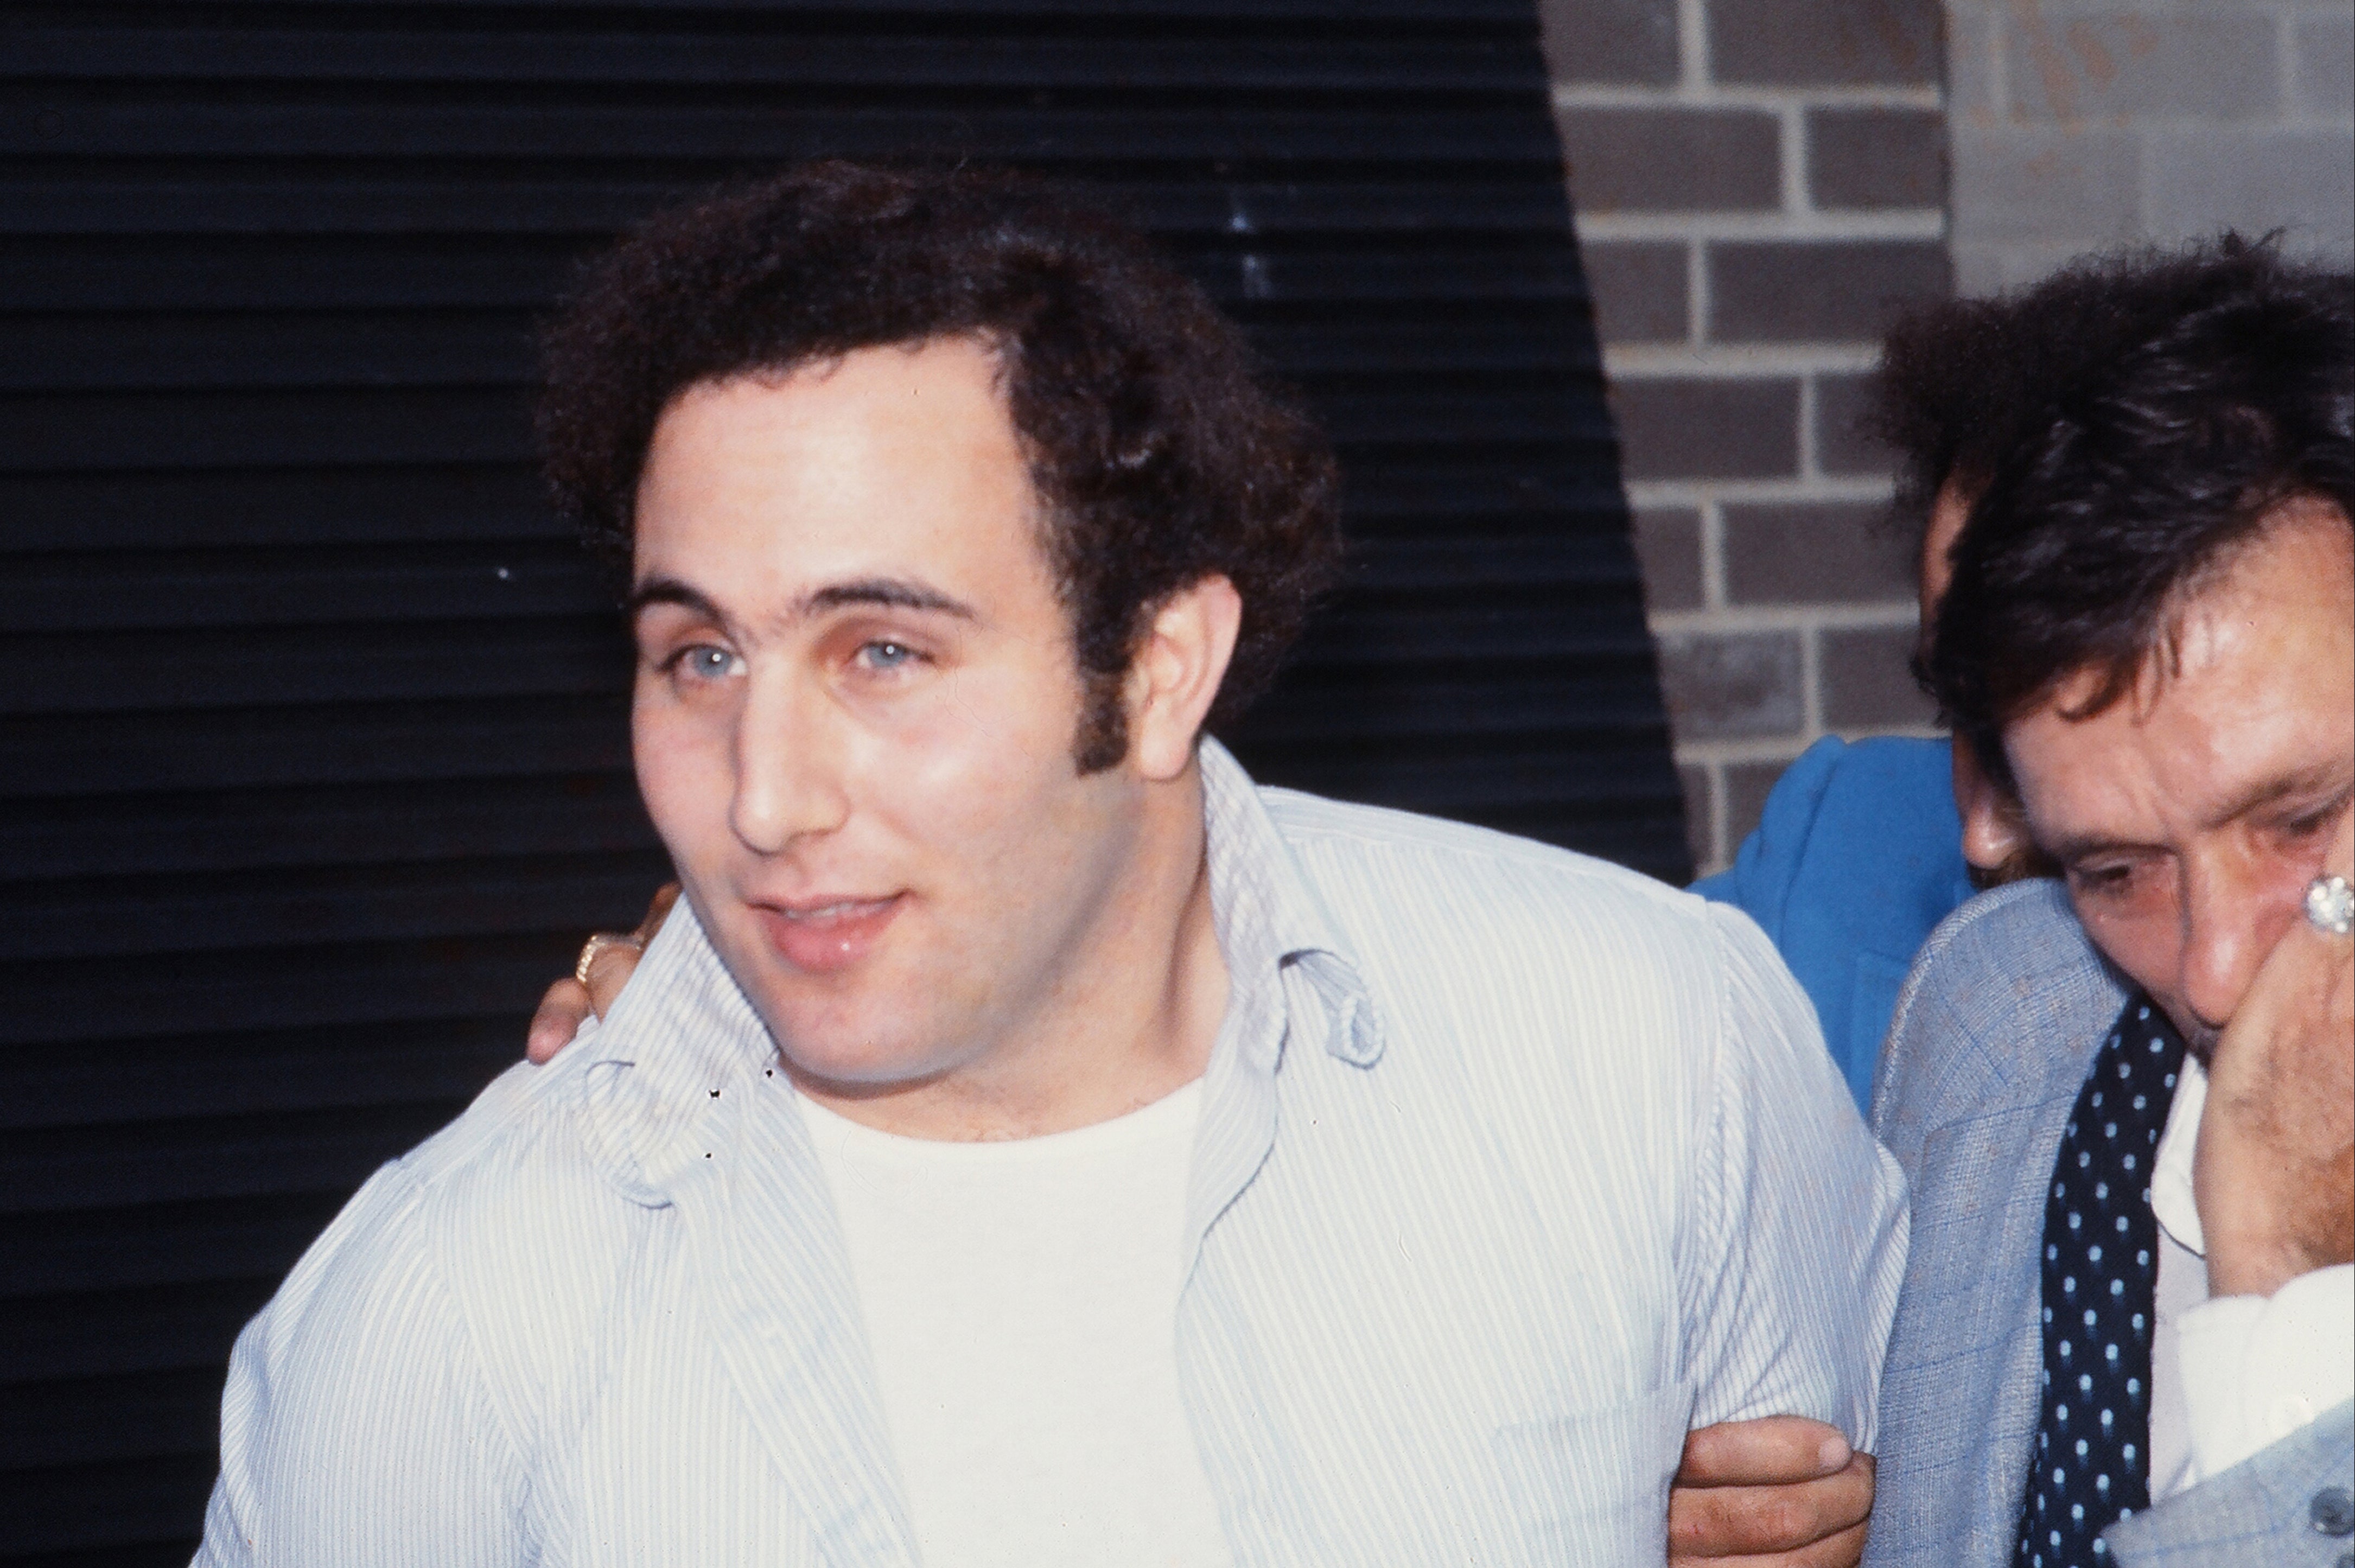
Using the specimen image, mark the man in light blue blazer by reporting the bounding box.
[1865,240,2354,1568]
[1873,882,2353,1568]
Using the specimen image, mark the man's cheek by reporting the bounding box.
[635,724,730,867]
[2071,903,2169,1004]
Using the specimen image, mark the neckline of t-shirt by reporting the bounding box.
[794,1076,1205,1163]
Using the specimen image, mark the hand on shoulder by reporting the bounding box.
[525,884,678,1065]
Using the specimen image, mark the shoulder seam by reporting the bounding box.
[406,1148,544,1537]
[1263,793,1694,912]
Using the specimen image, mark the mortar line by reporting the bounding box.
[1699,498,1727,608]
[1678,0,1709,93]
[1688,239,1710,347]
[1781,104,1810,214]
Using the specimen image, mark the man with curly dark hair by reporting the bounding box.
[1866,239,2353,1567]
[192,163,1904,1567]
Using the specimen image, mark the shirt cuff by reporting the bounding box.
[2173,1263,2355,1488]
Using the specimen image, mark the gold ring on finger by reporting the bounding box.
[575,932,644,986]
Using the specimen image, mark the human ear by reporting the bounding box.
[1126,575,1243,783]
[1953,742,2032,874]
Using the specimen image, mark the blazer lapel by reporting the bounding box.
[1872,881,2128,1567]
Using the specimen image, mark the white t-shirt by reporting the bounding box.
[2148,1055,2355,1496]
[798,1081,1232,1568]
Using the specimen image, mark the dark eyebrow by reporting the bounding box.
[624,573,977,626]
[2212,767,2355,831]
[2041,767,2353,865]
[800,577,976,620]
[2040,830,2152,868]
[625,576,725,623]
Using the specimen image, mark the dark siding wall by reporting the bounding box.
[0,4,1679,1559]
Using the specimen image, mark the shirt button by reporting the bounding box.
[2311,1485,2354,1536]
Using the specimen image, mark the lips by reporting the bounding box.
[750,894,904,974]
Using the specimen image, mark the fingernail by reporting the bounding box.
[1819,1435,1851,1473]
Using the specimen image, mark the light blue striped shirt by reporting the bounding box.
[196,741,1907,1566]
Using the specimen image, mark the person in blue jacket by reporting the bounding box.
[1691,733,1976,1114]
[1689,272,2150,1110]
[1689,478,1983,1113]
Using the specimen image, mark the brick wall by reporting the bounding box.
[1946,0,2355,292]
[1538,0,1955,875]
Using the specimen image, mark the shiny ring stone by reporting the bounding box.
[2306,874,2354,938]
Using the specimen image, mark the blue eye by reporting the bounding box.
[673,646,735,680]
[862,641,914,670]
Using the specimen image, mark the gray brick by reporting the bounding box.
[2292,15,2354,120]
[1633,505,1705,610]
[1583,240,1690,343]
[1709,241,1950,344]
[1723,501,1913,604]
[1946,4,2000,119]
[1539,0,1680,86]
[1709,0,1942,86]
[1614,377,1801,480]
[2143,129,2355,256]
[1657,630,1805,740]
[1815,372,1894,477]
[1723,760,1792,855]
[1809,109,1947,210]
[1820,624,1935,729]
[2157,0,2355,10]
[1556,108,1781,214]
[1948,128,2142,246]
[2000,15,2278,123]
[1679,763,1716,874]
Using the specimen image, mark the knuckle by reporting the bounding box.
[1761,1494,1817,1547]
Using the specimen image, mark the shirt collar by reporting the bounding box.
[574,895,779,1204]
[578,736,1387,1201]
[2152,1054,2207,1256]
[1196,737,1384,1068]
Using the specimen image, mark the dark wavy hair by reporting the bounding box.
[538,161,1344,770]
[1870,254,2175,553]
[1914,237,2354,793]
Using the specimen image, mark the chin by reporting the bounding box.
[774,1037,962,1099]
[752,991,958,1092]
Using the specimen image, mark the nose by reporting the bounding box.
[2175,847,2297,1032]
[728,674,849,854]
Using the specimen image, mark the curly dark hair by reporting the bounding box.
[1911,236,2354,794]
[537,160,1344,770]
[1869,242,2205,554]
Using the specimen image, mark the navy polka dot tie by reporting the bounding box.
[2014,997,2186,1568]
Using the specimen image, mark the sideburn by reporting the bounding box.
[1072,665,1130,774]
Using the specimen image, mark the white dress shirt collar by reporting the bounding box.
[2150,1054,2207,1257]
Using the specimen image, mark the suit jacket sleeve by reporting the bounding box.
[2101,1400,2355,1567]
